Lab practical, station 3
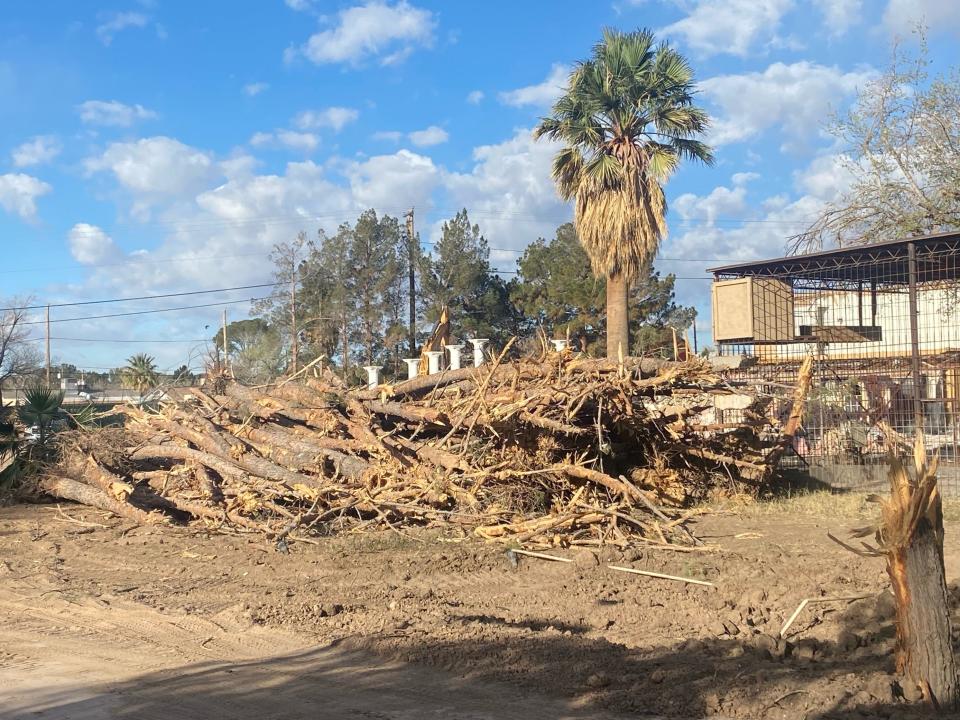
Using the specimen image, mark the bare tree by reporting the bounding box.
[792,32,960,252]
[0,298,40,407]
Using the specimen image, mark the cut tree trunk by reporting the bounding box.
[41,476,164,525]
[606,272,629,360]
[889,514,958,708]
[867,438,958,709]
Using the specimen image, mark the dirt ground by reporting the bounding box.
[2,496,959,720]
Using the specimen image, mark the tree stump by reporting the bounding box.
[847,435,959,709]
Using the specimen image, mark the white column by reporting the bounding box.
[403,358,420,380]
[469,338,489,367]
[550,339,569,352]
[362,365,382,389]
[425,351,443,375]
[445,344,465,370]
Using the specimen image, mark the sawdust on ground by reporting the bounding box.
[2,499,958,719]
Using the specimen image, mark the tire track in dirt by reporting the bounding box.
[0,575,639,720]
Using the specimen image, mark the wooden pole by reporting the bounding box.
[290,257,298,375]
[221,309,229,375]
[692,310,699,354]
[45,304,51,386]
[907,241,923,430]
[405,208,417,358]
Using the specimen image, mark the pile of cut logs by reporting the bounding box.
[42,352,810,549]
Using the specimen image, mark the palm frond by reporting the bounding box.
[534,27,712,282]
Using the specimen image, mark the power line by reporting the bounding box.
[19,297,270,327]
[26,337,209,343]
[0,251,272,276]
[0,283,276,313]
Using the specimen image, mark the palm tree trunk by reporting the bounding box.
[606,272,630,359]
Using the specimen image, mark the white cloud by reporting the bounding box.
[700,61,875,149]
[54,128,574,367]
[499,64,569,108]
[813,0,862,36]
[466,90,484,104]
[656,174,827,337]
[11,135,61,168]
[250,130,320,153]
[293,107,360,132]
[293,1,436,66]
[660,0,794,57]
[84,136,217,198]
[344,150,440,211]
[68,223,121,265]
[96,11,149,45]
[442,129,569,263]
[407,125,448,147]
[793,153,858,200]
[285,0,313,10]
[882,0,960,34]
[219,154,259,181]
[77,100,157,127]
[373,130,403,142]
[0,173,52,220]
[243,82,269,97]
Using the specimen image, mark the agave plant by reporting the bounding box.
[18,383,65,447]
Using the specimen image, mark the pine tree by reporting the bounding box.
[297,229,342,366]
[317,223,354,376]
[511,222,605,348]
[349,210,402,366]
[630,272,696,357]
[421,209,515,343]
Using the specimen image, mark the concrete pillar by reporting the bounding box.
[425,351,443,375]
[362,365,382,389]
[445,344,465,370]
[469,338,489,367]
[403,358,420,380]
[550,339,569,352]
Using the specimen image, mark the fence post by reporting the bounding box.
[907,241,924,430]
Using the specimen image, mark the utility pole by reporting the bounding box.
[45,304,51,386]
[405,208,417,357]
[221,309,229,375]
[290,256,299,375]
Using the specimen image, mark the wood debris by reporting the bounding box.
[42,353,806,549]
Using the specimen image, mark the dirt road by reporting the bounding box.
[2,500,957,718]
[1,571,632,720]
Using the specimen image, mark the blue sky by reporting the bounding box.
[1,0,958,372]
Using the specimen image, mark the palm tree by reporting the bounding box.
[121,353,159,395]
[535,28,713,359]
[18,384,64,446]
[171,364,192,384]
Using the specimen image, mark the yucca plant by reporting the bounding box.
[18,383,65,447]
[536,28,713,359]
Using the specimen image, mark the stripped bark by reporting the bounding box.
[41,475,164,525]
[130,444,247,481]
